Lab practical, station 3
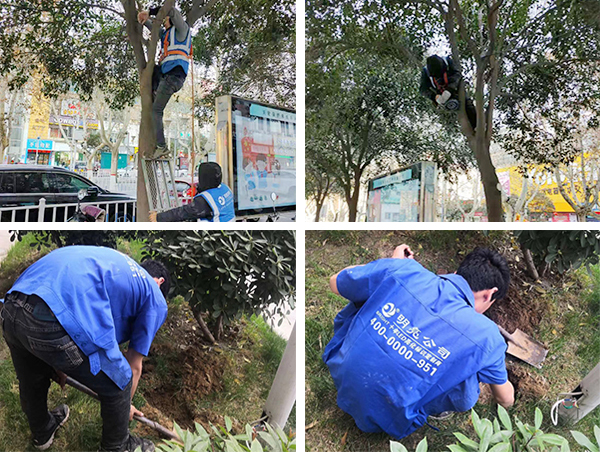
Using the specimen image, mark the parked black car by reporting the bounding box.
[0,165,136,222]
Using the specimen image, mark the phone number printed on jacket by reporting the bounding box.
[370,302,451,377]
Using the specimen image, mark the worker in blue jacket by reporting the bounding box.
[150,162,235,222]
[1,247,170,452]
[324,245,515,439]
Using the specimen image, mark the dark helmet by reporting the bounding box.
[197,162,222,192]
[426,55,447,78]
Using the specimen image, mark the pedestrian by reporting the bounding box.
[324,245,514,439]
[138,4,191,159]
[1,246,171,451]
[149,162,235,222]
[420,55,477,130]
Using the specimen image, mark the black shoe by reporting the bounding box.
[33,404,70,450]
[122,434,155,452]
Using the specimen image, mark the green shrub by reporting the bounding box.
[390,406,600,452]
[516,230,600,274]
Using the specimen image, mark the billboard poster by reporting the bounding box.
[367,162,436,222]
[231,98,296,211]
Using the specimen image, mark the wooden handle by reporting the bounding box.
[496,325,526,350]
[65,376,182,443]
[497,324,512,340]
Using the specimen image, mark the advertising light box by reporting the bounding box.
[215,96,296,216]
[367,162,437,222]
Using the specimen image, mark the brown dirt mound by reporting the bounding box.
[485,256,551,336]
[143,339,227,429]
[140,304,232,429]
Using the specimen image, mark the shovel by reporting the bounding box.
[65,376,183,443]
[497,325,548,369]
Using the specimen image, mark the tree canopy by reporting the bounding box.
[307,0,600,221]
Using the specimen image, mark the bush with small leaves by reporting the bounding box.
[516,230,600,275]
[142,230,296,342]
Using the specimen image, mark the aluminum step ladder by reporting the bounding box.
[141,158,181,212]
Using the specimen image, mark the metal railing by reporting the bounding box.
[0,198,137,222]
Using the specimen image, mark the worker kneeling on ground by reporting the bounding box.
[1,246,170,452]
[150,162,235,222]
[324,246,515,440]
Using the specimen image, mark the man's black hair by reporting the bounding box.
[141,260,171,298]
[456,247,510,301]
[426,55,446,78]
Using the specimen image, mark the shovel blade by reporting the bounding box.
[506,329,548,369]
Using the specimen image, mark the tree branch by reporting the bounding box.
[186,0,219,26]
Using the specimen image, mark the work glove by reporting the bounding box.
[436,90,451,105]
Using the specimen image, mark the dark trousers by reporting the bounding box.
[1,293,132,451]
[152,66,186,147]
[465,99,477,131]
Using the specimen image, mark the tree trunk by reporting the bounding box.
[347,169,362,222]
[520,244,540,280]
[136,67,155,221]
[191,305,217,344]
[314,202,323,222]
[215,314,224,341]
[470,139,503,222]
[110,148,119,192]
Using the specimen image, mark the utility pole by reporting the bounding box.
[262,322,296,429]
[557,362,600,424]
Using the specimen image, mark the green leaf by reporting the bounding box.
[540,434,568,446]
[594,425,600,449]
[534,408,543,430]
[472,410,483,438]
[497,405,512,431]
[415,437,427,452]
[571,431,599,452]
[447,446,469,452]
[479,420,493,452]
[453,432,479,450]
[487,444,510,452]
[225,416,233,432]
[250,439,264,452]
[390,442,409,452]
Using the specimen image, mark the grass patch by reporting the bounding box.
[306,231,600,452]
[0,357,102,451]
[0,233,55,298]
[195,315,293,429]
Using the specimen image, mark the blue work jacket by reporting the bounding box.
[323,259,508,439]
[7,246,168,390]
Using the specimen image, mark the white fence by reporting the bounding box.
[84,169,138,197]
[0,198,137,222]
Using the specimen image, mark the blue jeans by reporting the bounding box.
[152,67,186,147]
[1,293,132,451]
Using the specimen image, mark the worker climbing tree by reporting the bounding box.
[138,4,192,160]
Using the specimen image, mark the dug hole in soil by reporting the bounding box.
[135,305,245,439]
[474,243,559,404]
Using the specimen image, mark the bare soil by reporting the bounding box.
[138,305,232,431]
